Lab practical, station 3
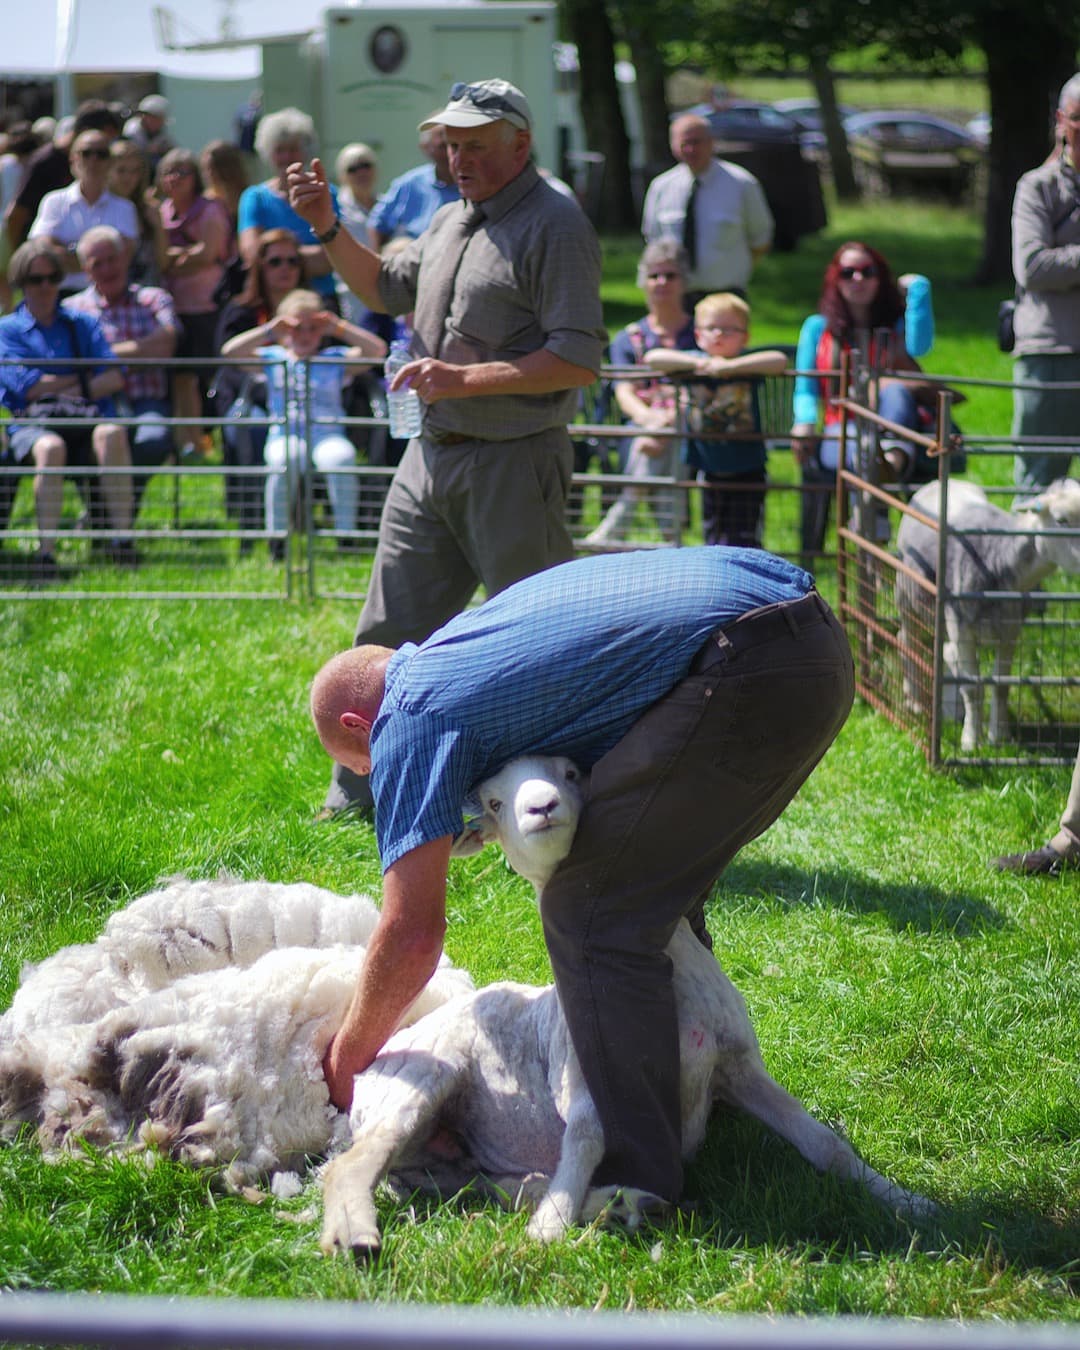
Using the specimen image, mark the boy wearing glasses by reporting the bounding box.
[645,292,787,548]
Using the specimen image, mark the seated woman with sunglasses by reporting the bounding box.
[790,241,934,556]
[0,240,134,581]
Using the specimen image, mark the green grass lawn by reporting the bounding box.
[2,201,1079,1321]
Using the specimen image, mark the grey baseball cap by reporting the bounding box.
[419,80,531,133]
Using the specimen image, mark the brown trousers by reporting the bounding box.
[539,590,855,1201]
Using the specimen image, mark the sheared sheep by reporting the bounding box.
[320,755,933,1256]
[896,478,1080,751]
[0,878,473,1186]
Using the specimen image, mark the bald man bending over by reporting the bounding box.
[310,545,854,1210]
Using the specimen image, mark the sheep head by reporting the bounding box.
[1015,478,1080,575]
[453,755,586,893]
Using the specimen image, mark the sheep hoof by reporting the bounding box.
[347,1237,382,1266]
[525,1204,569,1243]
[319,1227,382,1262]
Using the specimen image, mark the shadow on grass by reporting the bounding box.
[684,1114,1080,1277]
[716,857,1006,936]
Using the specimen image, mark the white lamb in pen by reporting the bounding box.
[896,477,1080,751]
[320,755,934,1254]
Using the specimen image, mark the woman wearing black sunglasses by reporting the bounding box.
[790,239,935,558]
[0,239,134,580]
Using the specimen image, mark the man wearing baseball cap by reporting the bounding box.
[122,95,174,171]
[289,79,606,818]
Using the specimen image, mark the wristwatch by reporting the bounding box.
[316,218,342,245]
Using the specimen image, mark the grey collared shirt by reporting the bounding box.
[377,163,606,441]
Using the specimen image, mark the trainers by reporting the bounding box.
[30,552,59,584]
[314,801,374,824]
[104,541,140,569]
[992,842,1075,876]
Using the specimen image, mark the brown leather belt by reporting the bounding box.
[426,430,479,446]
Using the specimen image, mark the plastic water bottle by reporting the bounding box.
[384,339,423,439]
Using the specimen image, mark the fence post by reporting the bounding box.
[927,389,954,769]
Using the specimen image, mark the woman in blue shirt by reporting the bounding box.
[0,240,133,579]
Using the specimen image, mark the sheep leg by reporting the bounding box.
[718,1056,935,1220]
[947,614,982,752]
[525,1088,606,1242]
[321,1056,462,1260]
[988,625,1019,745]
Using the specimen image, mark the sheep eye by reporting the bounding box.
[564,766,578,782]
[487,797,502,815]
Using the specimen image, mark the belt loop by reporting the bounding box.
[714,628,734,656]
[783,604,802,637]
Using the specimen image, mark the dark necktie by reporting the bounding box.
[682,177,699,271]
[412,201,486,360]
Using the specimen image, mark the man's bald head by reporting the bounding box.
[309,645,394,772]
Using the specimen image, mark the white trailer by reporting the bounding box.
[157,1,560,182]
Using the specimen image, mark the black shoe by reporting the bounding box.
[104,540,140,569]
[314,800,374,824]
[992,843,1074,876]
[31,552,59,584]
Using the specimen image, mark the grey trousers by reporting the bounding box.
[1012,353,1080,494]
[539,590,855,1201]
[325,429,576,811]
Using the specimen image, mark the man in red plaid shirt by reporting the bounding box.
[68,225,180,510]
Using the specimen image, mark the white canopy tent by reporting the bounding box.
[6,0,325,152]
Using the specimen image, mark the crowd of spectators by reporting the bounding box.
[0,73,1073,587]
[0,96,403,571]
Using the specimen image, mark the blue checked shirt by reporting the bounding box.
[370,547,813,871]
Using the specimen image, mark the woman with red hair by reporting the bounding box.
[790,240,934,555]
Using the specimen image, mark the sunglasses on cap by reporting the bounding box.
[838,264,878,281]
[448,81,522,118]
[24,270,63,286]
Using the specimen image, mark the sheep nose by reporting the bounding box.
[525,795,560,822]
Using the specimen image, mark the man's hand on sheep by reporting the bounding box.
[323,1034,360,1112]
[320,838,453,1112]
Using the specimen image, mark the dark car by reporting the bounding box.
[682,101,827,251]
[842,110,983,200]
[694,99,805,144]
[772,97,855,150]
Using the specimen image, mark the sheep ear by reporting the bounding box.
[450,827,486,858]
[452,788,494,857]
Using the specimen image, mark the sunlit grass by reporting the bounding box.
[2,201,1078,1320]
